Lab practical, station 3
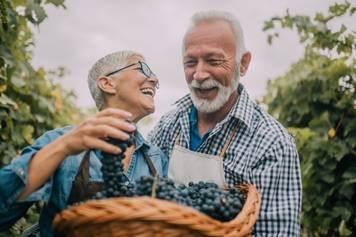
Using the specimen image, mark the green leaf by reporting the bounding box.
[0,93,17,108]
[338,220,352,236]
[351,7,356,15]
[11,75,27,87]
[342,166,356,179]
[21,125,34,143]
[45,0,66,7]
[262,20,274,31]
[25,0,47,25]
[267,34,273,45]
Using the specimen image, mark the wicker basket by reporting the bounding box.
[53,184,260,237]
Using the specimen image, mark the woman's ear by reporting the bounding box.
[97,76,116,95]
[239,52,252,77]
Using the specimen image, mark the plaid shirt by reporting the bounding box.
[148,84,301,236]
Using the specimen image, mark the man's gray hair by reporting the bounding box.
[183,10,247,62]
[87,50,142,110]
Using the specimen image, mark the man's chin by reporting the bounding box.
[191,98,222,113]
[190,90,233,113]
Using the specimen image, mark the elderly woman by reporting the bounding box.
[0,51,168,236]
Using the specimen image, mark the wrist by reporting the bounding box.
[47,135,73,159]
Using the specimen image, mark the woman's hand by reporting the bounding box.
[17,108,135,200]
[60,108,136,156]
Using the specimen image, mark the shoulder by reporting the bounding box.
[248,105,297,158]
[37,125,73,141]
[22,125,74,152]
[147,108,180,141]
[254,105,293,143]
[155,108,180,128]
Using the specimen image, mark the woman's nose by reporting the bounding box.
[147,75,159,90]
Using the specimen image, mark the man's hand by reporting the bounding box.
[59,108,136,156]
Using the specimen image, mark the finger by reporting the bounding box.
[97,108,132,120]
[83,136,122,154]
[92,117,136,133]
[89,125,131,141]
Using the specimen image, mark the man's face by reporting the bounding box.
[183,20,239,113]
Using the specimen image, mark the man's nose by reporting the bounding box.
[193,61,209,82]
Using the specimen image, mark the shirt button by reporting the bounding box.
[17,169,24,176]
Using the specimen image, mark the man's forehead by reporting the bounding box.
[187,19,235,39]
[184,47,228,58]
[184,20,236,58]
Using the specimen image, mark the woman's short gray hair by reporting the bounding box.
[183,10,247,62]
[87,50,142,110]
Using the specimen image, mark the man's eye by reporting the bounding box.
[184,61,196,67]
[208,59,222,65]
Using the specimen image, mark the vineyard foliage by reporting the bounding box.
[262,1,356,236]
[0,0,81,235]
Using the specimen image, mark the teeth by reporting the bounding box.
[194,87,216,91]
[141,88,155,97]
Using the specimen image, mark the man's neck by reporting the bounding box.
[197,91,238,136]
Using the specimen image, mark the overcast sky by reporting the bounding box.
[31,0,353,133]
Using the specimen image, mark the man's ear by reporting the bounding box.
[239,52,252,77]
[97,76,116,95]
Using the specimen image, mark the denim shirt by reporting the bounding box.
[0,126,168,237]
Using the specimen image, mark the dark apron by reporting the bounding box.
[67,149,157,204]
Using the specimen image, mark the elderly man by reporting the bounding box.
[148,11,301,236]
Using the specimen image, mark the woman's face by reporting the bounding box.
[110,55,159,122]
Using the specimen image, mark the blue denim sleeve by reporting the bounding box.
[0,129,60,215]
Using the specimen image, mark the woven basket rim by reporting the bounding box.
[54,183,260,237]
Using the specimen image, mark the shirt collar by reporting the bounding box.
[95,130,149,158]
[174,84,254,129]
[133,130,150,151]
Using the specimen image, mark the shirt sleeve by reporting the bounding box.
[0,130,58,217]
[147,118,168,154]
[147,109,176,157]
[147,117,166,149]
[251,136,302,236]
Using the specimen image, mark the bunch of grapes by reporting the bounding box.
[95,137,135,199]
[134,176,244,221]
[95,137,245,222]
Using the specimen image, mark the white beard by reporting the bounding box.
[188,68,239,113]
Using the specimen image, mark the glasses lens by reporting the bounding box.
[140,61,155,78]
[139,61,159,89]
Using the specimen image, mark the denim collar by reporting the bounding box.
[133,130,149,151]
[93,130,149,158]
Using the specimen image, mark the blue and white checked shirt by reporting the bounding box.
[148,84,302,236]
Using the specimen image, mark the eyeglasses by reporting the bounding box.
[105,61,159,89]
